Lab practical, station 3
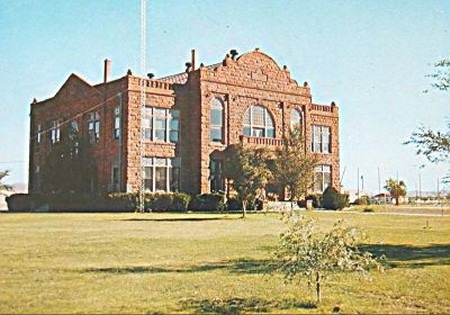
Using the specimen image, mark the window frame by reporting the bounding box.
[311,125,331,153]
[49,120,61,145]
[290,108,302,131]
[143,107,179,143]
[36,123,42,144]
[314,164,332,193]
[87,112,100,144]
[243,105,275,138]
[113,106,121,140]
[210,98,224,143]
[143,157,181,192]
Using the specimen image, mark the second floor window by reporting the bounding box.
[87,112,100,144]
[243,105,275,138]
[114,107,121,140]
[311,125,330,153]
[36,124,42,144]
[210,98,224,143]
[49,120,60,144]
[290,108,302,131]
[143,107,179,143]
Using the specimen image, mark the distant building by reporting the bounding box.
[29,48,340,198]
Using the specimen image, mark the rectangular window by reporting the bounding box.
[36,124,42,144]
[114,107,121,139]
[311,125,331,153]
[143,107,179,143]
[170,110,180,143]
[210,159,224,193]
[210,110,223,142]
[143,157,181,192]
[112,166,120,191]
[314,164,332,193]
[87,112,100,144]
[49,120,60,144]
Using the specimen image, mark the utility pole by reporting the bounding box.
[357,167,360,200]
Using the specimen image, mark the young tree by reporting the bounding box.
[0,170,12,192]
[425,58,450,92]
[270,126,318,201]
[223,144,271,218]
[41,127,95,194]
[384,178,407,206]
[406,58,450,181]
[271,215,383,304]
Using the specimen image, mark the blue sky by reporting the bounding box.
[0,0,449,194]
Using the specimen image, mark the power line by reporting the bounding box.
[30,91,127,142]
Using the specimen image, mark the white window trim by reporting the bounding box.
[143,157,181,192]
[314,164,332,192]
[311,125,331,153]
[210,98,224,143]
[144,107,179,143]
[243,105,275,138]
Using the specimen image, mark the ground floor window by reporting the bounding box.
[314,164,331,193]
[143,157,181,192]
[209,159,224,193]
[111,166,120,192]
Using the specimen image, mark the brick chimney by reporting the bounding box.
[104,59,111,83]
[191,49,197,71]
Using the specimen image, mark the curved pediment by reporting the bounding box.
[236,49,282,72]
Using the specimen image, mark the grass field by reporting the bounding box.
[0,211,449,314]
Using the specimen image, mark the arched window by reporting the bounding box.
[210,98,224,143]
[290,109,302,130]
[243,105,275,138]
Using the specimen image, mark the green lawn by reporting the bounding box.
[0,211,449,314]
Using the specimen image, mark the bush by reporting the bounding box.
[226,196,241,211]
[354,196,369,206]
[6,194,34,212]
[144,192,191,212]
[305,194,321,208]
[188,193,225,212]
[322,187,349,210]
[107,193,137,211]
[171,192,191,212]
[225,196,263,211]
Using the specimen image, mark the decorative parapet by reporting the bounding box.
[129,77,174,93]
[310,102,338,114]
[240,135,285,146]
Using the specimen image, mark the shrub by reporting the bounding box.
[306,194,321,208]
[6,194,34,212]
[225,196,263,211]
[354,196,369,206]
[139,192,191,212]
[188,193,225,212]
[145,193,172,211]
[171,192,191,212]
[322,187,349,210]
[226,196,241,211]
[107,193,137,211]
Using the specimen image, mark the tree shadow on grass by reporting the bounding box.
[361,243,450,268]
[180,297,316,314]
[82,258,272,275]
[119,216,239,222]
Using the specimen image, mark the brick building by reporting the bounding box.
[29,48,340,198]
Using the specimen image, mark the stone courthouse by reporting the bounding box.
[29,48,340,197]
